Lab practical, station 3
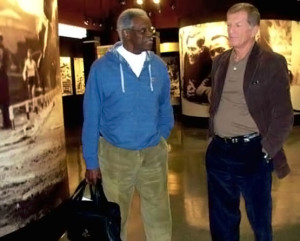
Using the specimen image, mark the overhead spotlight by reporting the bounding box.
[84,17,89,25]
[137,0,143,5]
[119,0,126,5]
[153,0,160,4]
[170,0,176,10]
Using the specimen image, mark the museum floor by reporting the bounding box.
[2,114,300,241]
[57,114,300,241]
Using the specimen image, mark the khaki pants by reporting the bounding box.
[98,137,172,241]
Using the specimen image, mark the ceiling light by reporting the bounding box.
[170,0,176,10]
[84,17,89,26]
[58,23,87,39]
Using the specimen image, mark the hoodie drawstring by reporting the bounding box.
[119,62,154,93]
[120,63,125,93]
[148,64,154,92]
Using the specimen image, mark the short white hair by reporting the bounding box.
[116,8,148,41]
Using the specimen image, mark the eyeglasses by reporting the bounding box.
[126,26,156,35]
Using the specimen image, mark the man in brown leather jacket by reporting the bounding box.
[205,3,294,241]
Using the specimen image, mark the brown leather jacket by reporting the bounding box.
[209,43,294,179]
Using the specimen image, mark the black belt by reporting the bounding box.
[215,132,260,144]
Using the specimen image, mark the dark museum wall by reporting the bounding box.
[57,0,300,31]
[178,0,300,27]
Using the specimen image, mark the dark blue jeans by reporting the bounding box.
[205,136,273,241]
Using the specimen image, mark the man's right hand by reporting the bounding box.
[187,80,196,97]
[85,168,101,185]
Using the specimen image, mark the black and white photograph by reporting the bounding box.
[0,0,68,237]
[179,20,300,117]
[60,56,73,96]
[162,55,180,104]
[257,20,300,111]
[179,22,229,117]
[74,57,85,95]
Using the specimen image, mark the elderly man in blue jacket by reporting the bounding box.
[81,8,174,241]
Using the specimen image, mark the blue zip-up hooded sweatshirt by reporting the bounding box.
[82,42,174,170]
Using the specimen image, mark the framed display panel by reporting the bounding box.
[97,45,113,58]
[161,55,180,105]
[60,56,73,96]
[74,57,85,95]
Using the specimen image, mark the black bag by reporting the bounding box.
[66,179,122,241]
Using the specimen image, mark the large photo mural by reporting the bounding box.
[0,0,68,237]
[179,20,300,117]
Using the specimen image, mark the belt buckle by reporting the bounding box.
[243,137,250,143]
[244,133,259,142]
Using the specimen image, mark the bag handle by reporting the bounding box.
[71,179,109,208]
[71,179,88,201]
[90,179,109,207]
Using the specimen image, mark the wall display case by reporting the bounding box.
[160,42,180,106]
[74,57,85,95]
[161,55,180,105]
[60,56,73,96]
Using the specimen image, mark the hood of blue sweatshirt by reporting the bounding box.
[82,42,174,169]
